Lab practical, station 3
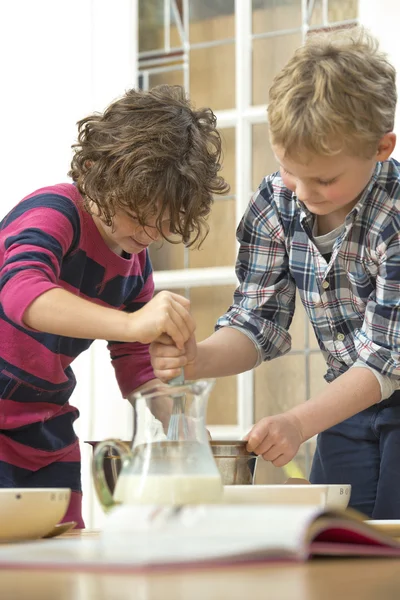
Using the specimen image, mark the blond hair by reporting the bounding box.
[268,27,397,159]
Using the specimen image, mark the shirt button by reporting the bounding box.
[322,281,330,290]
[336,333,345,342]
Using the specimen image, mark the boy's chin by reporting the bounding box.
[302,200,330,214]
[120,237,148,255]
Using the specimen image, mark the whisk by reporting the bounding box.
[167,369,189,440]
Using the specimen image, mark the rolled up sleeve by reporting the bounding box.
[108,257,156,397]
[216,183,295,362]
[354,229,400,381]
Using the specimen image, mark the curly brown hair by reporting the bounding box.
[69,85,230,247]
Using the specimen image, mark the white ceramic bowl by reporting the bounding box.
[0,488,71,542]
[223,484,351,509]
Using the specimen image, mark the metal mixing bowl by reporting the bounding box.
[210,440,258,485]
[86,439,257,493]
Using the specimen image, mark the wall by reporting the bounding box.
[358,0,400,144]
[1,0,138,527]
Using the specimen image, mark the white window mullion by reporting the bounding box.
[302,0,310,40]
[235,0,254,436]
[215,104,268,129]
[153,266,237,290]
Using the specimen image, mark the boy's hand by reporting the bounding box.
[128,291,195,349]
[245,412,304,467]
[150,333,198,381]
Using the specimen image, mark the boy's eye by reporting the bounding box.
[316,178,337,186]
[122,209,138,221]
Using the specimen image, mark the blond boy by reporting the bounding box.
[151,28,400,519]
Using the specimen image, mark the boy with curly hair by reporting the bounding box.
[0,85,229,527]
[151,28,400,518]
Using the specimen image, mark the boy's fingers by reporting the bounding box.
[153,367,183,381]
[171,299,196,336]
[168,292,190,309]
[153,334,175,346]
[166,306,196,350]
[261,447,281,462]
[150,341,184,357]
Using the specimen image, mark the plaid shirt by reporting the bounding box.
[216,158,400,383]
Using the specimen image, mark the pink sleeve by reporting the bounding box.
[0,201,78,327]
[108,269,156,397]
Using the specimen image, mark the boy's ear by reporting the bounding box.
[376,132,396,161]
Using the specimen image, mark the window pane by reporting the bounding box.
[328,0,358,22]
[309,353,328,397]
[219,127,236,195]
[255,354,306,421]
[147,67,184,88]
[252,124,279,190]
[309,0,357,26]
[189,285,237,425]
[190,43,235,110]
[139,0,188,52]
[149,240,185,271]
[170,2,185,47]
[252,0,302,34]
[308,320,321,350]
[252,33,302,105]
[139,0,164,53]
[189,0,235,43]
[309,0,323,27]
[188,198,237,268]
[289,294,306,351]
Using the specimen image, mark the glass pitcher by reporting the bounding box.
[92,379,223,510]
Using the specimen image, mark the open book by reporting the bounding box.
[0,504,400,572]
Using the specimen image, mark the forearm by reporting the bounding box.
[287,367,381,442]
[191,327,259,379]
[23,287,131,341]
[127,378,171,429]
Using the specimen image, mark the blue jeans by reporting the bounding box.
[310,391,400,519]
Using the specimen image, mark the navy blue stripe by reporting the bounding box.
[0,264,51,289]
[0,356,77,395]
[61,249,149,307]
[143,251,152,280]
[102,274,147,306]
[0,303,93,360]
[3,249,59,270]
[4,411,79,451]
[4,229,64,264]
[0,374,76,404]
[123,252,153,307]
[0,193,80,254]
[0,460,81,491]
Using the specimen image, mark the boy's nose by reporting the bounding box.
[145,228,161,242]
[295,181,313,202]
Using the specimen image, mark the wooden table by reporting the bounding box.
[0,554,399,599]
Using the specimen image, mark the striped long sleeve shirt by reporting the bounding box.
[0,183,155,524]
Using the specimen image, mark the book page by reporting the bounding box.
[0,504,328,569]
[0,504,398,570]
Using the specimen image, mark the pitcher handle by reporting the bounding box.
[92,439,131,512]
